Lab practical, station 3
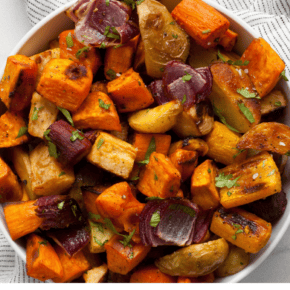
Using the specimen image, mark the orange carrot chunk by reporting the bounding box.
[218,29,238,51]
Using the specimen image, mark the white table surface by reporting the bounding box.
[1,0,290,283]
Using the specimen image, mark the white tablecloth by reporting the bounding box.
[0,0,290,283]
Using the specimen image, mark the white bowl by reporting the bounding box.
[0,0,289,283]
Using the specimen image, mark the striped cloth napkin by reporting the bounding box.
[0,0,289,283]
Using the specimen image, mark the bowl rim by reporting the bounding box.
[0,0,289,283]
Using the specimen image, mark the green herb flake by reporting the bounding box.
[71,204,77,217]
[89,212,101,221]
[267,169,276,177]
[150,211,160,227]
[136,0,145,5]
[75,46,90,59]
[105,0,110,6]
[227,191,232,196]
[169,21,175,25]
[172,34,178,39]
[154,156,159,162]
[217,49,227,62]
[114,44,123,49]
[275,101,282,107]
[57,107,74,126]
[130,176,139,181]
[280,70,289,81]
[236,229,244,234]
[70,130,84,142]
[262,160,266,167]
[43,129,51,141]
[97,138,105,150]
[104,26,110,36]
[182,72,192,83]
[31,106,44,121]
[66,32,74,48]
[106,69,117,80]
[124,0,135,9]
[182,95,187,104]
[202,29,211,34]
[237,88,260,99]
[48,141,59,158]
[16,127,28,139]
[231,235,237,240]
[207,168,211,173]
[58,171,66,177]
[138,137,156,165]
[129,251,134,259]
[106,33,120,39]
[160,67,165,72]
[233,224,241,228]
[215,173,241,189]
[154,173,158,181]
[227,59,250,66]
[94,237,108,247]
[285,151,290,156]
[38,240,48,246]
[98,99,111,110]
[238,102,255,124]
[100,42,106,49]
[213,105,240,133]
[233,148,245,159]
[146,196,164,201]
[57,201,65,210]
[240,262,244,265]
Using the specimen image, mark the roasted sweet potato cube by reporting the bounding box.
[72,91,121,131]
[26,234,63,281]
[105,235,151,275]
[52,246,91,283]
[204,121,248,165]
[0,111,28,148]
[48,120,92,166]
[168,138,208,156]
[240,38,285,98]
[171,0,230,49]
[210,62,261,133]
[0,55,37,111]
[0,157,22,203]
[59,30,102,75]
[210,207,272,253]
[191,159,220,210]
[28,92,59,139]
[218,152,281,208]
[137,152,181,198]
[89,220,114,254]
[37,59,93,112]
[87,132,137,179]
[169,149,198,181]
[104,35,139,80]
[107,68,154,113]
[133,133,171,162]
[29,143,75,196]
[218,29,238,51]
[83,190,105,222]
[237,122,290,155]
[260,90,287,116]
[29,48,60,85]
[83,264,108,283]
[4,200,43,240]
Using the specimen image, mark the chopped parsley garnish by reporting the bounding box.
[16,127,28,139]
[172,34,178,39]
[38,240,48,246]
[267,169,276,176]
[217,50,227,62]
[94,237,108,247]
[66,32,74,48]
[129,251,134,259]
[227,191,232,196]
[232,228,244,240]
[31,106,44,121]
[106,69,117,80]
[215,173,241,189]
[98,99,111,110]
[105,0,110,6]
[182,95,187,104]
[169,21,175,25]
[146,196,164,201]
[237,88,260,99]
[70,130,84,142]
[123,0,135,9]
[57,201,65,210]
[57,107,74,126]
[75,46,90,59]
[275,101,282,107]
[238,103,255,124]
[97,138,105,149]
[100,42,106,49]
[114,44,123,49]
[233,148,246,159]
[104,26,120,39]
[150,211,160,227]
[280,70,289,81]
[182,72,192,83]
[48,141,59,158]
[202,29,211,34]
[207,168,211,173]
[213,105,240,133]
[88,212,101,221]
[218,50,249,66]
[136,0,145,5]
[58,171,66,177]
[130,176,139,181]
[43,129,51,141]
[154,173,158,181]
[138,137,156,165]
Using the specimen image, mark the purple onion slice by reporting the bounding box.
[148,80,170,106]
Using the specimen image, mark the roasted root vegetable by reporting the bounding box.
[83,264,108,283]
[87,131,137,179]
[83,190,104,222]
[37,59,93,112]
[240,38,285,98]
[214,244,250,277]
[0,55,37,111]
[191,159,220,210]
[72,91,121,131]
[29,143,75,196]
[104,35,139,80]
[28,92,59,139]
[137,0,190,78]
[4,200,43,240]
[0,111,28,148]
[171,0,230,49]
[177,273,215,283]
[59,30,102,74]
[52,245,90,283]
[128,100,183,134]
[218,29,238,51]
[0,157,22,203]
[168,137,208,156]
[260,90,287,116]
[218,151,281,208]
[105,234,151,275]
[237,122,290,155]
[130,265,177,283]
[133,133,171,162]
[137,152,181,198]
[210,62,261,133]
[29,48,60,85]
[48,120,92,166]
[169,149,198,181]
[107,68,154,113]
[26,234,63,281]
[204,121,248,165]
[210,207,272,254]
[91,81,108,94]
[155,238,229,276]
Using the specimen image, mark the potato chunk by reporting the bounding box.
[87,132,137,179]
[28,92,59,139]
[83,264,108,283]
[30,143,75,196]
